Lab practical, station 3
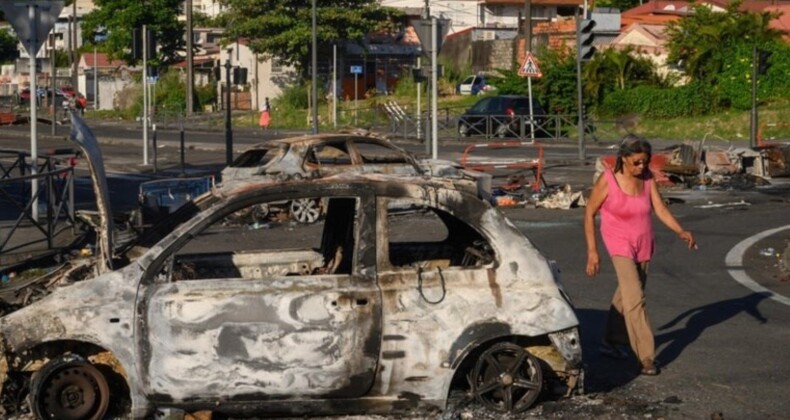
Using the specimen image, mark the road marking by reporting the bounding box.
[725,224,790,307]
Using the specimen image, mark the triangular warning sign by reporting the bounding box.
[0,1,65,56]
[518,52,542,78]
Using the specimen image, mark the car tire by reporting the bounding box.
[30,354,111,420]
[495,124,509,139]
[458,123,470,137]
[470,342,543,413]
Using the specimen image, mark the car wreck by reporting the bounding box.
[0,116,582,418]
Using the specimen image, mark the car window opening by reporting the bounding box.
[387,204,495,269]
[164,197,359,281]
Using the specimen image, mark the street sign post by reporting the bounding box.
[350,65,362,125]
[0,1,65,221]
[412,18,450,159]
[518,52,542,78]
[518,52,543,140]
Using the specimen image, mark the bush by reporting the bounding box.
[278,82,310,109]
[600,82,716,118]
[716,41,790,110]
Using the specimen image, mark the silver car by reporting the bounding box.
[0,171,582,419]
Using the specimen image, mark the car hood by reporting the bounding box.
[69,112,115,273]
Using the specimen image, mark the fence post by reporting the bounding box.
[46,171,54,249]
[68,167,75,234]
[180,119,186,176]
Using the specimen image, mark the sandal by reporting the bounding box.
[641,362,660,376]
[599,342,629,360]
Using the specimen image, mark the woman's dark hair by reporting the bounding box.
[614,134,652,173]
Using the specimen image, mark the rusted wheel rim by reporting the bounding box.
[37,362,110,420]
[471,342,543,413]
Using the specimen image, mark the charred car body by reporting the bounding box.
[0,116,581,419]
[0,177,582,418]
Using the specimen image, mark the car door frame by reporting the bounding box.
[135,184,383,404]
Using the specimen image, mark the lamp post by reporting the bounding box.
[224,48,233,165]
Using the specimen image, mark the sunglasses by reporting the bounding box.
[629,159,650,167]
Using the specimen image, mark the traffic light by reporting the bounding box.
[758,50,772,75]
[132,28,143,60]
[233,67,248,85]
[579,19,596,61]
[132,28,157,60]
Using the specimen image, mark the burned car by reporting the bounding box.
[0,171,581,419]
[221,130,425,182]
[220,131,490,224]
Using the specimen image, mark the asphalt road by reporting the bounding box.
[1,121,789,418]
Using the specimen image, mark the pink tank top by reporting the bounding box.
[600,170,654,262]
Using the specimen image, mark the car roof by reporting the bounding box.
[236,131,398,151]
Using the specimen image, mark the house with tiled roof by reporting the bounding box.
[77,53,131,110]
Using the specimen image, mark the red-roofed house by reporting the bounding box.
[77,52,130,110]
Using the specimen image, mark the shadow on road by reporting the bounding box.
[655,292,771,366]
[575,308,640,393]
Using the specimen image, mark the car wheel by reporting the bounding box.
[495,124,509,138]
[458,123,470,137]
[290,198,321,224]
[30,354,111,420]
[470,342,543,413]
[252,203,270,222]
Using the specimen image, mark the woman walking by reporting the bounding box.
[584,135,697,376]
[259,97,271,130]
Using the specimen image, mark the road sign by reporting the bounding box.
[518,52,542,78]
[350,65,363,75]
[0,1,65,56]
[413,18,451,54]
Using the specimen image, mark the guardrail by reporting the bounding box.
[133,104,620,143]
[0,150,78,258]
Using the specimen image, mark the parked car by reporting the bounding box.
[17,87,47,105]
[457,95,547,138]
[0,169,582,419]
[221,130,491,223]
[457,74,489,96]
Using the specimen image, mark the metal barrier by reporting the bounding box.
[0,151,78,257]
[460,141,545,191]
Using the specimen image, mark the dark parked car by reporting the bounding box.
[457,95,547,138]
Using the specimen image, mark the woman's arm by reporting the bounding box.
[584,174,608,277]
[650,180,697,250]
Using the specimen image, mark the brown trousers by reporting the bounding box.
[606,256,655,365]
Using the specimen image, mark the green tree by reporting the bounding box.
[534,46,578,114]
[665,1,781,82]
[81,0,185,65]
[0,29,19,64]
[217,0,402,77]
[595,0,642,13]
[582,47,658,106]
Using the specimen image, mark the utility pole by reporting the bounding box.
[186,0,194,116]
[71,0,78,92]
[143,25,149,165]
[422,0,430,154]
[225,48,233,165]
[50,33,56,136]
[750,45,758,148]
[311,0,318,134]
[523,0,532,53]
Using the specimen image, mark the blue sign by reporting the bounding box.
[350,65,363,75]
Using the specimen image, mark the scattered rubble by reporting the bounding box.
[596,140,790,191]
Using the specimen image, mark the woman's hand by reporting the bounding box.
[586,250,600,277]
[678,230,697,250]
